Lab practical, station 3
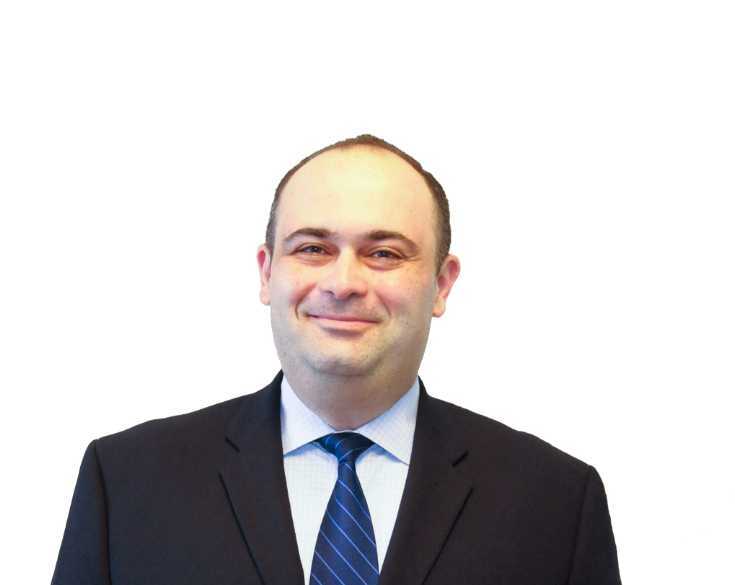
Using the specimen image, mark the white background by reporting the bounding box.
[1,1,733,582]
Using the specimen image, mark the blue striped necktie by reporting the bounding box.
[310,432,379,585]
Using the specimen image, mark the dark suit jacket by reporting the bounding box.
[52,372,622,584]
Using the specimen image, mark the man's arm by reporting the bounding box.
[52,440,112,585]
[567,465,622,585]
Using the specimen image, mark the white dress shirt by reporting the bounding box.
[280,375,420,583]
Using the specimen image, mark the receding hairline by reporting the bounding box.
[279,142,430,197]
[275,144,439,254]
[265,134,451,274]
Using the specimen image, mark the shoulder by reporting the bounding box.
[96,394,244,450]
[425,394,592,485]
[94,372,283,450]
[91,381,274,477]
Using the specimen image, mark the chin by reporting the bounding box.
[305,351,380,377]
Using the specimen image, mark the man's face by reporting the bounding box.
[257,146,459,381]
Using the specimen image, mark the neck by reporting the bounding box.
[283,365,417,429]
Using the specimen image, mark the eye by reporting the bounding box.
[371,249,401,260]
[297,245,327,255]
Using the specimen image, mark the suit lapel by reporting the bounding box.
[218,374,472,585]
[379,380,473,585]
[219,372,305,585]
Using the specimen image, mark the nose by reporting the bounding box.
[318,251,368,300]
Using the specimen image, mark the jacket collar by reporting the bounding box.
[220,371,304,585]
[378,378,473,585]
[220,372,473,585]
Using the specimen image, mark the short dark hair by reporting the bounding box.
[265,134,451,273]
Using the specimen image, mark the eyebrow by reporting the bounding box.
[282,227,420,253]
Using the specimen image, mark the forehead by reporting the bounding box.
[277,146,436,245]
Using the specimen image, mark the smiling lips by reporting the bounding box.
[308,313,378,332]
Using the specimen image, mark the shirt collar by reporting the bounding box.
[280,374,419,465]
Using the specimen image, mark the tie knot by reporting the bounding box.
[316,432,374,465]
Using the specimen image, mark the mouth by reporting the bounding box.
[307,314,378,332]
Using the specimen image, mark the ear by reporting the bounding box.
[432,253,461,317]
[256,244,273,305]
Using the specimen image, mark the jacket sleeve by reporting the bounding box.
[51,440,112,585]
[567,465,622,585]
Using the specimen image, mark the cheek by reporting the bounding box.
[270,266,316,307]
[376,275,436,315]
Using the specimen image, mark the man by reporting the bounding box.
[52,134,622,584]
